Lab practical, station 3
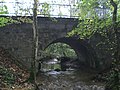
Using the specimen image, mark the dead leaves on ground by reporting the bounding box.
[0,47,34,89]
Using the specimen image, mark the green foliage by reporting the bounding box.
[40,2,51,16]
[0,0,10,27]
[68,0,118,39]
[0,5,8,14]
[0,0,19,27]
[0,0,8,14]
[76,0,99,19]
[45,43,77,58]
[0,16,32,27]
[0,17,17,27]
[68,19,98,39]
[68,0,120,89]
[15,17,33,24]
[0,0,32,27]
[0,66,15,84]
[0,17,9,27]
[105,60,120,90]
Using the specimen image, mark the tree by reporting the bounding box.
[0,0,40,89]
[0,0,12,27]
[110,0,119,62]
[28,0,39,89]
[68,0,120,89]
[105,0,120,90]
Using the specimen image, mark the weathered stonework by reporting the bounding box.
[0,16,117,70]
[0,17,78,69]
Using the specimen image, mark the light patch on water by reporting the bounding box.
[47,71,61,75]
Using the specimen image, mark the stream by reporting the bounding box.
[37,58,105,90]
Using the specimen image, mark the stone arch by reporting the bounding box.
[44,37,98,69]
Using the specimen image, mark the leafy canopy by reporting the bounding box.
[68,0,120,39]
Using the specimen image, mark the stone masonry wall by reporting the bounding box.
[0,17,78,69]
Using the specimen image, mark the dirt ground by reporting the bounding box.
[0,47,34,90]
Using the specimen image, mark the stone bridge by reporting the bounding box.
[0,16,98,70]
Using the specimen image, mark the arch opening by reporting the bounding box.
[40,42,79,71]
[45,42,78,59]
[39,37,98,72]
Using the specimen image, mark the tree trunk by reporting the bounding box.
[105,1,120,90]
[29,0,38,85]
[110,0,119,61]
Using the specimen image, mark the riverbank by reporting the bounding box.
[0,48,109,90]
[0,47,34,90]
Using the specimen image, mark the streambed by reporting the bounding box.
[37,58,105,90]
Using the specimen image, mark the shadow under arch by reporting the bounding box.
[44,37,98,69]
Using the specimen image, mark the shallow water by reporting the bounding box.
[37,59,105,90]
